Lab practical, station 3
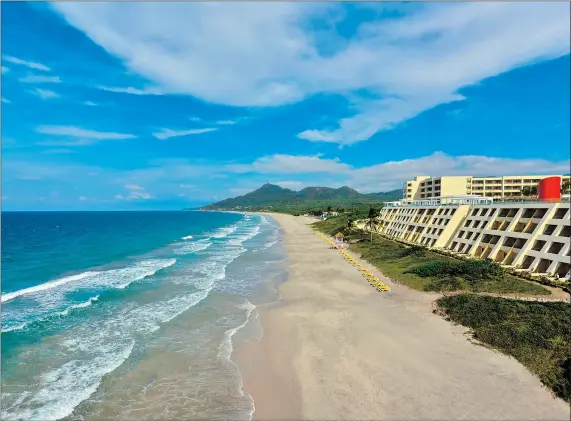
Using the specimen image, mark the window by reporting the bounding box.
[548,242,564,254]
[554,208,569,219]
[532,240,546,252]
[473,220,481,229]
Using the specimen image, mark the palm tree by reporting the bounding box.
[561,180,570,195]
[364,207,379,243]
[347,218,356,231]
[521,186,538,197]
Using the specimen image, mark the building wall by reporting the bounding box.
[403,175,429,200]
[377,201,571,277]
[404,174,570,200]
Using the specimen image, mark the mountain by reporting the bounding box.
[199,184,402,211]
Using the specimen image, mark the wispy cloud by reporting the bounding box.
[1,66,9,74]
[19,75,62,84]
[189,116,202,122]
[227,154,351,174]
[225,152,571,193]
[97,85,163,95]
[349,152,571,192]
[216,120,238,125]
[116,184,152,200]
[36,125,136,145]
[30,88,60,100]
[82,101,99,106]
[152,127,217,140]
[3,55,51,71]
[51,2,570,145]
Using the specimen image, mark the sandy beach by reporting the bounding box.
[235,213,570,420]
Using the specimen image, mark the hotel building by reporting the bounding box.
[402,174,571,201]
[379,177,571,279]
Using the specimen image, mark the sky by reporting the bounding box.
[1,1,570,211]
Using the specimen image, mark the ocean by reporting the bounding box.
[1,211,286,421]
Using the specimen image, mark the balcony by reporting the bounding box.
[547,242,564,254]
[532,240,546,252]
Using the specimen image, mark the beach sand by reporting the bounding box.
[235,213,570,420]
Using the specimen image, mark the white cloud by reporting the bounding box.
[189,116,202,122]
[2,97,11,104]
[152,127,217,140]
[19,75,62,84]
[348,152,571,192]
[51,2,570,144]
[97,85,163,95]
[1,66,9,74]
[224,152,571,193]
[3,55,51,71]
[115,184,153,200]
[82,101,99,106]
[115,189,152,200]
[216,120,238,125]
[36,125,136,141]
[273,180,307,190]
[227,154,351,174]
[117,191,152,200]
[30,88,60,100]
[128,191,152,199]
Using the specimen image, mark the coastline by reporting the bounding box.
[235,212,569,420]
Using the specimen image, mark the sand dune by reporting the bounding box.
[236,213,569,420]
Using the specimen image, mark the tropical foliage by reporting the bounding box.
[364,207,380,243]
[437,294,571,402]
[521,186,538,196]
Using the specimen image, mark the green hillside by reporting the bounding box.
[198,183,401,213]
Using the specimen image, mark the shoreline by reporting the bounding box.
[235,213,569,420]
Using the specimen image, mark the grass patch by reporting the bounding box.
[437,294,571,402]
[313,221,549,296]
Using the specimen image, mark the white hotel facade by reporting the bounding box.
[374,195,570,279]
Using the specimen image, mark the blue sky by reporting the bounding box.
[2,2,570,211]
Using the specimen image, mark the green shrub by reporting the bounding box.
[424,277,467,292]
[397,245,426,258]
[437,294,571,402]
[406,258,504,281]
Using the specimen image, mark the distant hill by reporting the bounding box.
[198,183,401,211]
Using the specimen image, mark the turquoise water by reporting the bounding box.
[1,211,285,420]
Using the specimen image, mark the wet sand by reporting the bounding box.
[235,213,570,420]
